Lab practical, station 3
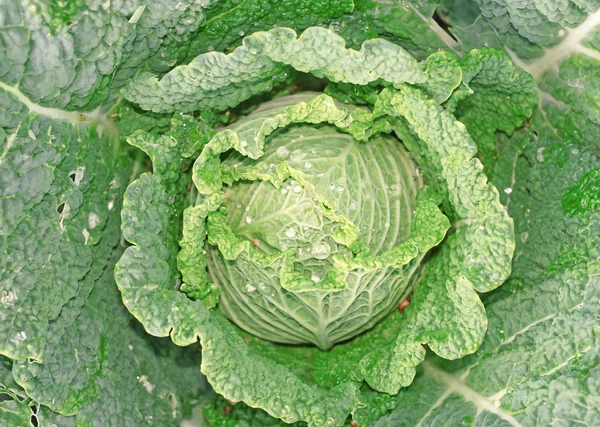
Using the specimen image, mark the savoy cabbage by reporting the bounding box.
[0,1,598,426]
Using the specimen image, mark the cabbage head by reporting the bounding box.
[206,94,436,350]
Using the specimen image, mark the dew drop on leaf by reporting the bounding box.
[276,146,289,158]
[311,242,330,259]
[1,289,17,307]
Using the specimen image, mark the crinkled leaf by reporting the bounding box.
[115,171,361,426]
[365,5,600,423]
[187,0,354,57]
[343,0,461,59]
[454,48,537,161]
[123,26,425,113]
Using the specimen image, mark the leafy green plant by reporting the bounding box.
[1,1,598,426]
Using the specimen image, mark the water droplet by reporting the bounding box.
[304,162,312,169]
[245,216,253,224]
[504,187,512,195]
[311,273,321,283]
[329,183,335,190]
[16,331,27,341]
[258,283,275,297]
[292,185,302,193]
[520,231,529,243]
[281,187,288,194]
[349,201,357,211]
[290,149,305,161]
[336,186,344,193]
[535,147,546,163]
[311,242,330,259]
[240,140,248,148]
[82,228,90,244]
[286,228,296,238]
[276,146,289,158]
[239,31,245,36]
[245,283,256,293]
[1,290,17,306]
[88,212,101,229]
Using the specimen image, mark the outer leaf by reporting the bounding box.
[343,0,461,59]
[1,0,352,112]
[123,26,426,113]
[454,48,537,160]
[186,0,354,57]
[364,5,600,423]
[343,85,515,394]
[201,394,295,427]
[115,171,361,426]
[13,249,206,425]
[0,83,208,425]
[0,2,242,424]
[420,50,462,103]
[0,92,117,361]
[324,48,538,165]
[0,0,209,110]
[377,86,514,293]
[373,141,600,426]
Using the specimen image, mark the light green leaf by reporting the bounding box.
[115,169,361,426]
[123,26,425,113]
